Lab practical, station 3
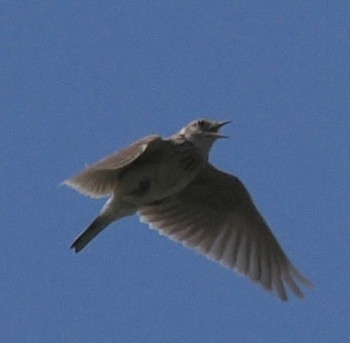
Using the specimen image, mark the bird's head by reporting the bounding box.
[178,118,230,154]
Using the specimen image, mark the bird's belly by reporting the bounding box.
[117,157,203,205]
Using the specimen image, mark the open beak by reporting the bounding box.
[209,120,231,138]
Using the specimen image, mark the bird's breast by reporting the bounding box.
[116,152,205,205]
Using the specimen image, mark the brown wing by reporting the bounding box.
[138,164,313,301]
[64,135,162,198]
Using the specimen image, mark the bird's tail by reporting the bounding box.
[70,216,114,253]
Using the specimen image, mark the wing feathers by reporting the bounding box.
[64,135,161,198]
[139,164,312,300]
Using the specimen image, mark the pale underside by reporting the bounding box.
[65,134,313,301]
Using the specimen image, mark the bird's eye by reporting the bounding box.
[197,120,205,127]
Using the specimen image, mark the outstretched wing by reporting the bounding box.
[64,135,161,198]
[138,164,313,301]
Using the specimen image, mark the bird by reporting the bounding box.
[64,118,313,301]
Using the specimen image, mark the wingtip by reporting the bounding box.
[289,265,315,289]
[62,178,76,190]
[61,179,69,187]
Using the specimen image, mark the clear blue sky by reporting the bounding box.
[1,1,349,342]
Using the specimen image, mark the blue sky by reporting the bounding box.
[1,1,349,342]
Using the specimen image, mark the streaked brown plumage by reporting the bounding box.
[64,119,313,301]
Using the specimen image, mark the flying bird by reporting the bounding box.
[64,119,313,301]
